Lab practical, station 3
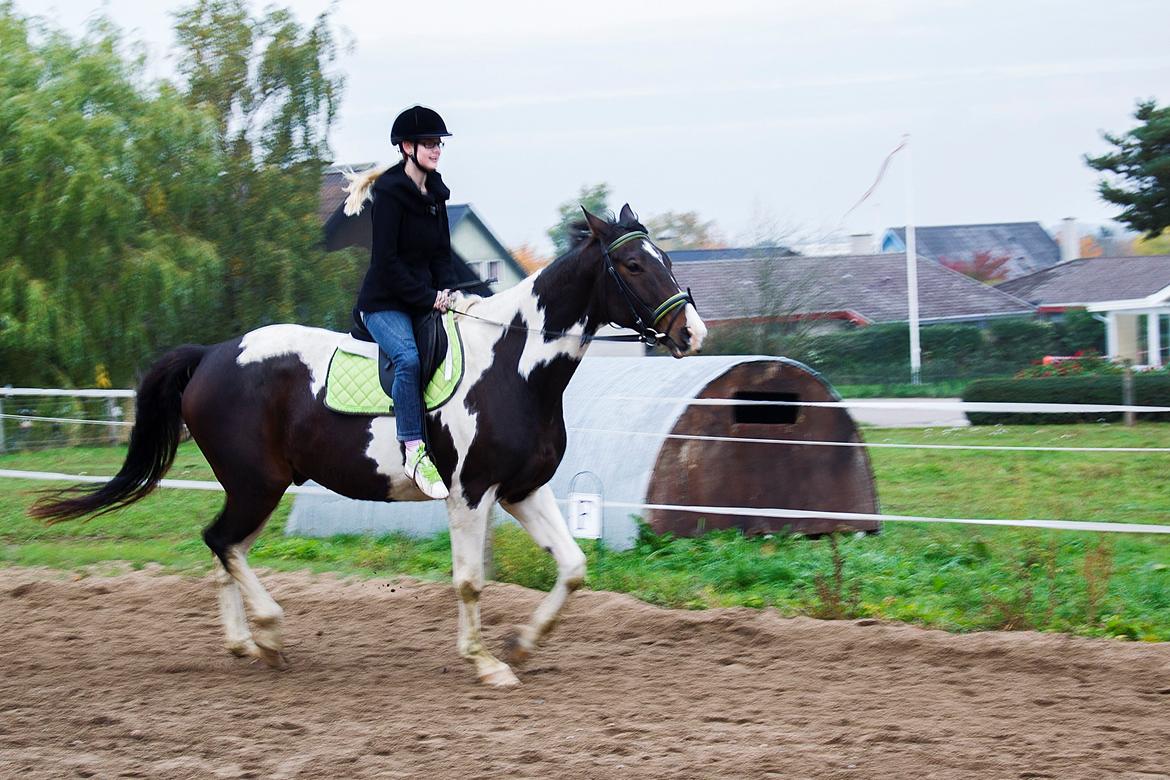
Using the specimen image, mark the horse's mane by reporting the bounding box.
[342,164,391,216]
[557,211,645,260]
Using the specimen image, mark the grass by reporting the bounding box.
[2,424,1169,641]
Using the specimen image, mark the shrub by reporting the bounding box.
[962,374,1170,424]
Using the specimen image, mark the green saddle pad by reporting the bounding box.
[323,311,464,415]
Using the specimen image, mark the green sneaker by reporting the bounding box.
[405,443,449,499]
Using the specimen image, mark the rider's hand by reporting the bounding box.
[433,289,453,312]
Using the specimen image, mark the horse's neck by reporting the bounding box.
[472,247,601,343]
[462,249,600,393]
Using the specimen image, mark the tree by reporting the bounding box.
[0,6,226,385]
[1133,232,1170,255]
[547,182,610,257]
[509,243,550,275]
[644,211,725,250]
[173,0,349,331]
[1085,99,1170,237]
[939,251,1012,284]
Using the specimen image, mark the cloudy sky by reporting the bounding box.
[18,0,1170,253]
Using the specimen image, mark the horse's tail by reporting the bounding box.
[342,164,390,216]
[29,344,208,523]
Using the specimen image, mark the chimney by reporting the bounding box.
[1060,217,1078,263]
[849,233,873,255]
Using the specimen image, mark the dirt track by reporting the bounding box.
[1,567,1167,779]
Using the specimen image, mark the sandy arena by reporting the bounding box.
[1,567,1167,779]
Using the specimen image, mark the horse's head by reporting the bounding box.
[582,204,707,358]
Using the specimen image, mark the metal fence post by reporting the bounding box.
[0,386,7,454]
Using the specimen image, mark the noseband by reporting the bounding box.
[600,231,696,347]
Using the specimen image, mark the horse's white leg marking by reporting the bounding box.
[213,557,256,658]
[222,530,286,667]
[499,485,587,663]
[448,492,519,687]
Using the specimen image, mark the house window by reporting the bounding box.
[487,259,502,281]
[732,391,800,425]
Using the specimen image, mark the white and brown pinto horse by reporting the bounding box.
[32,205,706,687]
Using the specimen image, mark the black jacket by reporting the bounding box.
[355,162,457,315]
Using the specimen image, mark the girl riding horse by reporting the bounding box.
[32,195,707,688]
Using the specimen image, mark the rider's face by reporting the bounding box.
[404,137,443,171]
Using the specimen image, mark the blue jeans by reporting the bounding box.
[363,309,423,442]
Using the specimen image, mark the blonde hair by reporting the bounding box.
[341,164,391,216]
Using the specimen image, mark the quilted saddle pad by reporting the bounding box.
[323,310,464,415]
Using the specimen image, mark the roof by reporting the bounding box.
[668,246,798,262]
[671,252,1035,324]
[882,222,1060,279]
[998,255,1170,306]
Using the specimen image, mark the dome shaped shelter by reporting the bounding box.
[549,355,879,548]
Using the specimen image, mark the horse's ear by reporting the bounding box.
[581,207,611,239]
[618,203,638,225]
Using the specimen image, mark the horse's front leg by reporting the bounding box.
[499,485,587,665]
[448,496,520,687]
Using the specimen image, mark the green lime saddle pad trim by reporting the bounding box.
[323,311,464,415]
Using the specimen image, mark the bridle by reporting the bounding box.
[598,230,696,347]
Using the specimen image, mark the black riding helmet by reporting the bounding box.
[391,105,451,173]
[390,105,452,144]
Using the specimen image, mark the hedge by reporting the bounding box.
[962,374,1170,425]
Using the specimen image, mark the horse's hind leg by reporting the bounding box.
[203,488,288,668]
[499,485,587,665]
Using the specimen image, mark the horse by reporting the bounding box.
[31,204,707,687]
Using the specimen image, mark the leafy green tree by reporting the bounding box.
[547,182,610,257]
[1085,99,1170,237]
[644,210,725,250]
[173,0,351,332]
[0,6,225,385]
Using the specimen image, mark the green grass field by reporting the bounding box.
[2,423,1168,640]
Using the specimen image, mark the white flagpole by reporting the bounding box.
[903,134,921,384]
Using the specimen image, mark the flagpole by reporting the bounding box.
[903,134,921,385]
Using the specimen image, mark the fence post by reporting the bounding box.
[0,386,7,454]
[1122,366,1135,427]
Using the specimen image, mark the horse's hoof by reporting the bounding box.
[502,631,533,666]
[253,646,289,670]
[226,639,258,658]
[479,665,520,688]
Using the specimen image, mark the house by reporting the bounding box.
[319,165,526,295]
[998,255,1170,367]
[669,249,1035,332]
[881,222,1060,280]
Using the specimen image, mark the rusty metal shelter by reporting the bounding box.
[287,355,879,550]
[547,355,880,546]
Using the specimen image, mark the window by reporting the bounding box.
[732,391,800,425]
[487,259,502,281]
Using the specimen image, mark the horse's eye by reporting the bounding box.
[627,261,644,274]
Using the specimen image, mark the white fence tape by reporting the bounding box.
[4,387,1170,414]
[1,388,136,398]
[0,413,133,427]
[568,426,1170,454]
[607,396,1170,414]
[3,468,1168,535]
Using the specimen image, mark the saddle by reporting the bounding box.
[323,309,463,416]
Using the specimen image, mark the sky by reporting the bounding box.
[18,0,1170,254]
